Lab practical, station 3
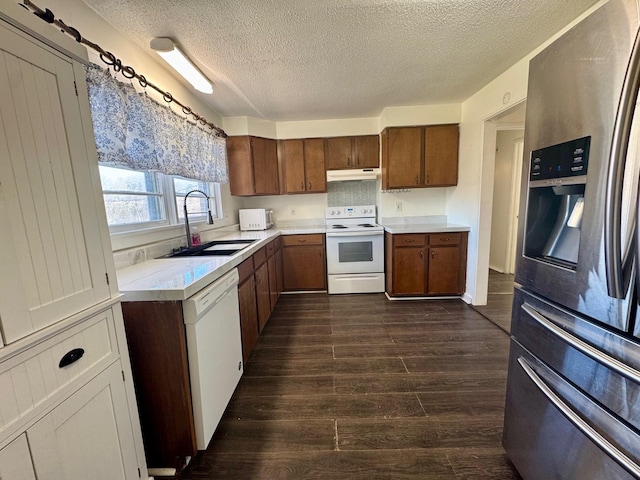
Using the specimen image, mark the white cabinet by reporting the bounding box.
[0,10,111,345]
[0,4,147,480]
[0,435,36,480]
[27,363,139,480]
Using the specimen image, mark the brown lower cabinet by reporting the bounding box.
[237,257,259,363]
[282,234,327,291]
[239,238,283,360]
[385,231,468,297]
[121,301,196,470]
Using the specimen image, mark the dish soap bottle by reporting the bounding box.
[191,226,201,246]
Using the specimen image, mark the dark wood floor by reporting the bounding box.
[176,294,521,479]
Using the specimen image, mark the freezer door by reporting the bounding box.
[503,341,640,480]
[516,0,640,331]
[505,287,640,478]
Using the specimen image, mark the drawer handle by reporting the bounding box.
[59,348,85,368]
[522,303,640,384]
[298,239,307,243]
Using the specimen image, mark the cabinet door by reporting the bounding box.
[427,246,462,295]
[354,135,379,168]
[226,136,255,196]
[252,137,279,195]
[303,138,327,192]
[0,435,36,480]
[282,139,305,193]
[275,247,284,295]
[0,24,110,344]
[268,254,278,310]
[255,262,271,331]
[384,127,422,189]
[27,362,139,480]
[424,125,459,186]
[392,247,426,295]
[325,137,353,169]
[283,245,327,291]
[238,277,259,363]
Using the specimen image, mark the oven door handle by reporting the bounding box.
[326,231,384,237]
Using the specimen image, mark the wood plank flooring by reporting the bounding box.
[176,294,521,479]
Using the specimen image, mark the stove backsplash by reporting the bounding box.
[327,180,376,207]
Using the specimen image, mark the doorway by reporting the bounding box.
[472,102,525,333]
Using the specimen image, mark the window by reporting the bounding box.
[99,164,221,233]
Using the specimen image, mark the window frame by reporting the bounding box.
[98,163,223,235]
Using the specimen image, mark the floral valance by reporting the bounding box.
[84,63,228,184]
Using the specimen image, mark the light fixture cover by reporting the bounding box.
[150,37,213,94]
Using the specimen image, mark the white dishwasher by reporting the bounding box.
[182,268,243,450]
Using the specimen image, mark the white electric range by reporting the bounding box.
[325,205,385,294]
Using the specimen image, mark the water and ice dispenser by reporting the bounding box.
[523,137,589,268]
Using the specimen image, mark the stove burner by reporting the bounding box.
[332,225,348,229]
[358,223,375,228]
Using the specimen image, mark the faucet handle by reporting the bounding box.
[207,210,214,225]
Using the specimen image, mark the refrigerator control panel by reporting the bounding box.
[530,136,590,181]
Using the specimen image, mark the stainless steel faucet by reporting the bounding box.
[184,189,214,248]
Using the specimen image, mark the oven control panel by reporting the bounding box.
[326,205,376,218]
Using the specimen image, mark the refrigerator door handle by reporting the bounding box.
[522,303,640,384]
[605,28,640,299]
[517,356,640,478]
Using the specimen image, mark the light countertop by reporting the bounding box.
[382,223,470,234]
[117,230,280,301]
[116,227,325,302]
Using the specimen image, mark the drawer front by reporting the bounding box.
[428,232,461,246]
[392,234,426,247]
[237,257,254,284]
[266,240,275,257]
[282,234,324,246]
[253,246,267,266]
[0,309,118,438]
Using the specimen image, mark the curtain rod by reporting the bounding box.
[20,0,227,138]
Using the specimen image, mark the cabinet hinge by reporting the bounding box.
[73,80,78,96]
[106,273,110,285]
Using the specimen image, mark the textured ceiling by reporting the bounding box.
[81,0,599,122]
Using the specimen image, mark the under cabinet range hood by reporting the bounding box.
[326,168,380,182]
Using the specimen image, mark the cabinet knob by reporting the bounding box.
[300,182,304,190]
[415,175,419,185]
[308,181,312,190]
[347,156,351,166]
[420,251,423,259]
[431,251,436,259]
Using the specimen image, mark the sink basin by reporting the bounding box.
[166,239,256,257]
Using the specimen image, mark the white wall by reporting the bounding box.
[490,130,524,272]
[450,0,607,305]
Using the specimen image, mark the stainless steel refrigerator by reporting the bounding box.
[502,0,640,478]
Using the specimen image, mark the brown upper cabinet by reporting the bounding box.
[279,138,327,194]
[227,136,280,196]
[325,135,379,170]
[381,124,459,189]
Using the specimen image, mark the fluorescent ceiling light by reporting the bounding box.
[150,37,213,94]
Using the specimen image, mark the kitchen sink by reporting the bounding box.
[166,239,257,257]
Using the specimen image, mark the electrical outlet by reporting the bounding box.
[396,202,402,213]
[290,207,296,216]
